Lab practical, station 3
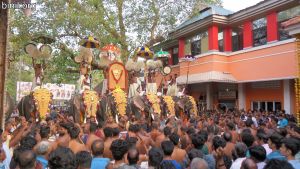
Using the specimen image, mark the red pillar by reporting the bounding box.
[208,25,219,50]
[243,21,253,48]
[224,27,232,52]
[267,12,278,42]
[178,38,185,58]
[168,48,173,65]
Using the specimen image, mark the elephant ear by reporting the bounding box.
[133,95,145,111]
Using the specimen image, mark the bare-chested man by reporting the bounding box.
[86,122,102,151]
[103,127,114,159]
[56,122,71,147]
[34,126,57,157]
[170,132,187,164]
[155,126,171,148]
[68,125,87,154]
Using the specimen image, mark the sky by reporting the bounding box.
[222,0,264,12]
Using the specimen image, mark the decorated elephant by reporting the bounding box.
[17,94,36,120]
[68,90,104,125]
[130,93,164,122]
[173,95,198,118]
[99,87,130,123]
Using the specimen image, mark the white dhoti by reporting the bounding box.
[146,83,157,94]
[167,84,178,96]
[101,79,108,95]
[128,83,140,98]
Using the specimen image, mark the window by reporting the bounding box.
[253,18,267,47]
[172,47,179,65]
[218,28,224,52]
[188,31,209,56]
[251,101,281,111]
[232,28,243,51]
[278,6,300,40]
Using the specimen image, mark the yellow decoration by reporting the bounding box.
[163,96,175,116]
[146,93,161,114]
[188,96,197,115]
[82,90,99,118]
[33,88,52,119]
[296,35,300,126]
[111,87,127,116]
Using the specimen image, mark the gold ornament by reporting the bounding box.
[163,96,175,116]
[111,86,127,116]
[188,96,197,115]
[146,93,161,114]
[33,88,52,119]
[82,90,99,118]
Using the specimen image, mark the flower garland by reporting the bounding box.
[188,96,197,115]
[146,93,161,114]
[163,96,175,116]
[111,86,127,116]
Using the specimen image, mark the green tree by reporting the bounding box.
[6,0,222,98]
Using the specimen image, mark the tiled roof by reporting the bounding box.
[176,5,233,30]
[282,15,300,27]
[176,71,237,84]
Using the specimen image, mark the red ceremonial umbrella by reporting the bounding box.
[100,44,121,61]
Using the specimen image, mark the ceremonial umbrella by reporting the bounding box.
[101,44,121,61]
[80,36,100,48]
[136,46,154,60]
[154,49,171,58]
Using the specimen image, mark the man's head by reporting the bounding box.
[241,158,257,169]
[249,145,266,163]
[280,137,300,158]
[110,139,128,161]
[212,136,226,151]
[222,132,232,142]
[68,125,80,139]
[127,147,139,165]
[91,140,104,157]
[187,148,204,161]
[161,140,174,156]
[75,151,92,169]
[149,147,163,168]
[233,142,248,159]
[163,126,172,137]
[89,122,97,133]
[264,159,294,169]
[40,126,50,139]
[241,132,255,148]
[169,132,180,146]
[268,132,283,150]
[20,136,37,149]
[190,158,208,169]
[192,133,206,149]
[103,127,113,138]
[35,141,50,156]
[48,147,76,169]
[17,150,36,169]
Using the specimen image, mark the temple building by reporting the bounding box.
[154,0,300,113]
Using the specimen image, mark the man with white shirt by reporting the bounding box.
[256,130,272,155]
[230,142,248,169]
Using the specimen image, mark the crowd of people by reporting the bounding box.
[0,109,299,169]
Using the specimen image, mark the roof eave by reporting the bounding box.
[229,0,299,25]
[171,15,228,39]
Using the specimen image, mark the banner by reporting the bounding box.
[16,81,32,102]
[16,82,76,101]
